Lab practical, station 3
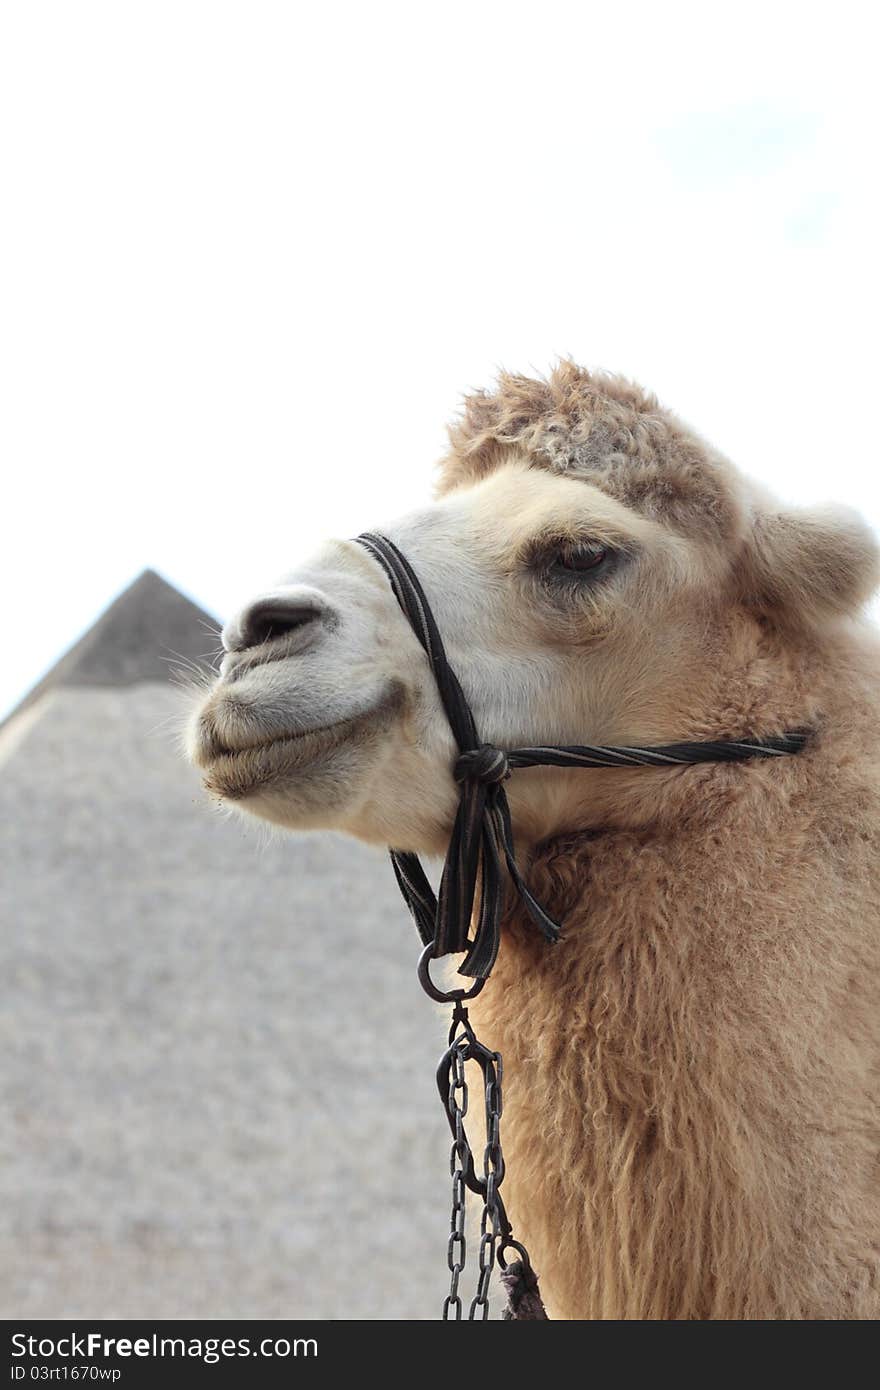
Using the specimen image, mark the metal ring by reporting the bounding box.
[418,944,486,1003]
[497,1237,531,1271]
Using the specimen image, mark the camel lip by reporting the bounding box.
[199,717,366,801]
[209,712,365,761]
[196,683,406,800]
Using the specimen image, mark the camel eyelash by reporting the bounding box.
[525,536,626,588]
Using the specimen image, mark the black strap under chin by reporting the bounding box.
[356,531,809,981]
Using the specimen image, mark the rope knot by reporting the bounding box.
[454,743,511,785]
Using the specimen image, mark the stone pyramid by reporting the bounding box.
[0,570,452,1319]
[1,569,220,729]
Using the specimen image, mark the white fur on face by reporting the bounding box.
[187,462,704,851]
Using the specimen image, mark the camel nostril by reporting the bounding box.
[236,599,325,651]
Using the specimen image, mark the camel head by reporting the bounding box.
[187,362,878,852]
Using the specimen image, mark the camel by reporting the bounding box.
[187,361,880,1319]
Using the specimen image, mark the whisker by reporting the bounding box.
[160,646,217,680]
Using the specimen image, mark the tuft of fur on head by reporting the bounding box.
[439,358,746,544]
[440,359,880,632]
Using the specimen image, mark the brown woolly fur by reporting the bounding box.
[472,614,880,1320]
[441,359,745,543]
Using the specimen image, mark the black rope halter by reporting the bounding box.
[356,531,809,987]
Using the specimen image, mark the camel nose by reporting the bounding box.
[222,587,333,654]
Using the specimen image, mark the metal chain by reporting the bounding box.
[469,1046,504,1318]
[435,1001,524,1319]
[443,1042,468,1319]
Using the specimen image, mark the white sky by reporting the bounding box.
[1,1,878,720]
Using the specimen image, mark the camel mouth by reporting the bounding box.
[209,717,353,758]
[194,684,405,801]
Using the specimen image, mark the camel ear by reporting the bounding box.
[738,505,880,625]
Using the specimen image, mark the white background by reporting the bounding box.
[1,1,878,719]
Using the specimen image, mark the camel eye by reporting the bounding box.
[550,542,609,575]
